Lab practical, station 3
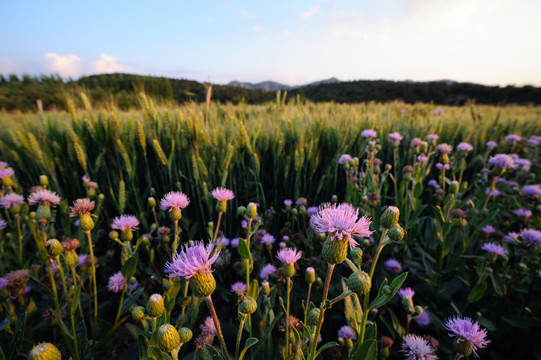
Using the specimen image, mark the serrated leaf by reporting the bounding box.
[121,257,138,279]
[350,339,377,360]
[8,313,26,360]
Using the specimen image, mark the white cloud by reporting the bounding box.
[44,53,82,78]
[300,5,319,19]
[252,24,262,32]
[93,54,129,74]
[0,57,19,74]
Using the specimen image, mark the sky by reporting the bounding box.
[1,0,540,86]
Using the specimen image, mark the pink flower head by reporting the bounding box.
[338,154,353,165]
[398,287,415,299]
[401,334,438,360]
[444,316,490,357]
[230,281,247,294]
[211,187,234,201]
[107,272,126,293]
[503,232,519,243]
[201,316,217,335]
[260,263,277,280]
[277,247,302,265]
[521,229,541,247]
[504,134,521,142]
[410,138,422,148]
[165,241,220,279]
[436,163,450,170]
[0,219,6,230]
[81,176,90,183]
[0,161,8,169]
[261,234,276,246]
[160,191,190,212]
[361,129,377,138]
[486,141,498,148]
[414,311,432,326]
[111,215,139,231]
[436,143,452,155]
[0,193,24,209]
[311,203,372,247]
[69,198,95,216]
[28,190,61,207]
[488,154,514,169]
[426,134,439,141]
[481,242,508,257]
[337,326,357,340]
[417,155,428,163]
[385,258,402,273]
[457,142,473,152]
[522,184,541,197]
[482,225,495,234]
[0,168,14,179]
[388,132,403,144]
[284,199,293,206]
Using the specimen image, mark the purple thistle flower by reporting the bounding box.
[0,277,8,291]
[538,269,541,279]
[410,138,422,148]
[457,142,473,152]
[486,141,498,148]
[211,187,234,201]
[481,242,508,257]
[361,129,377,138]
[277,247,302,265]
[307,206,319,216]
[128,281,139,291]
[0,161,8,169]
[398,287,415,299]
[521,229,541,247]
[433,109,444,114]
[338,154,353,165]
[160,191,190,212]
[528,135,541,145]
[284,199,293,206]
[337,326,357,340]
[215,236,229,247]
[81,175,90,183]
[385,258,402,273]
[414,311,432,326]
[231,238,239,247]
[485,188,501,197]
[482,225,495,234]
[504,134,521,142]
[0,193,24,209]
[388,132,403,144]
[260,263,277,280]
[514,158,531,172]
[230,281,247,294]
[28,190,61,206]
[428,180,438,188]
[201,316,217,335]
[417,155,428,163]
[0,219,6,230]
[522,184,541,197]
[0,168,14,179]
[435,163,450,170]
[279,241,287,248]
[503,232,519,243]
[107,272,126,293]
[241,220,248,229]
[514,209,532,217]
[261,234,275,246]
[426,134,439,141]
[436,143,452,155]
[488,154,514,169]
[401,334,438,360]
[310,203,373,248]
[111,215,139,231]
[165,241,220,279]
[444,316,490,357]
[296,197,308,206]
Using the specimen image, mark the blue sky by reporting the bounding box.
[1,0,540,86]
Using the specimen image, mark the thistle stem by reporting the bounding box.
[304,283,312,325]
[114,286,127,326]
[236,315,247,360]
[85,230,98,329]
[285,277,291,357]
[308,263,335,360]
[206,296,231,360]
[15,214,23,264]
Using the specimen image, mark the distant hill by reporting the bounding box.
[227,80,291,91]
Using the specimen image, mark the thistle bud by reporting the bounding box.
[331,195,338,203]
[131,306,145,321]
[247,202,258,218]
[148,197,156,207]
[350,247,363,264]
[322,237,348,265]
[35,205,52,222]
[39,175,49,187]
[46,239,63,257]
[146,293,165,318]
[239,296,257,315]
[178,327,193,343]
[190,272,216,297]
[347,271,371,296]
[282,264,296,278]
[261,280,270,296]
[29,343,61,360]
[413,305,424,316]
[80,213,95,231]
[157,324,181,352]
[388,226,406,242]
[121,229,133,242]
[401,298,415,315]
[380,206,400,229]
[169,208,182,222]
[453,338,473,357]
[216,200,227,213]
[385,164,392,172]
[449,181,459,194]
[305,267,316,284]
[109,230,119,240]
[237,206,246,216]
[307,308,320,326]
[65,251,78,268]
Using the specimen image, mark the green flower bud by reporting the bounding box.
[291,208,298,216]
[380,347,390,359]
[109,230,119,240]
[331,195,338,203]
[178,327,193,343]
[344,338,354,349]
[98,193,104,201]
[80,213,95,231]
[131,306,145,321]
[190,272,216,297]
[388,226,406,242]
[46,239,63,257]
[453,338,473,357]
[35,204,52,221]
[146,293,165,318]
[350,247,363,264]
[449,181,459,194]
[162,235,171,244]
[261,280,270,296]
[247,202,258,218]
[307,308,320,326]
[39,175,49,187]
[148,197,156,207]
[216,200,227,213]
[402,298,415,315]
[169,208,182,222]
[347,271,371,296]
[129,276,137,285]
[121,229,133,242]
[29,343,61,360]
[282,264,296,278]
[299,205,306,215]
[65,251,78,269]
[239,296,258,315]
[305,267,316,284]
[237,206,246,216]
[322,237,348,265]
[442,154,450,164]
[157,324,181,352]
[413,305,424,317]
[380,206,400,229]
[385,164,392,172]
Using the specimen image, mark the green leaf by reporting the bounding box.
[238,239,251,261]
[388,308,405,337]
[166,276,181,299]
[315,342,340,359]
[0,320,9,332]
[50,310,74,340]
[8,313,26,360]
[369,272,408,309]
[239,338,259,360]
[253,313,283,357]
[136,335,149,360]
[122,288,144,315]
[76,319,88,359]
[30,275,53,298]
[350,339,377,360]
[467,281,487,303]
[201,344,225,360]
[247,279,259,300]
[0,347,6,360]
[121,256,138,279]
